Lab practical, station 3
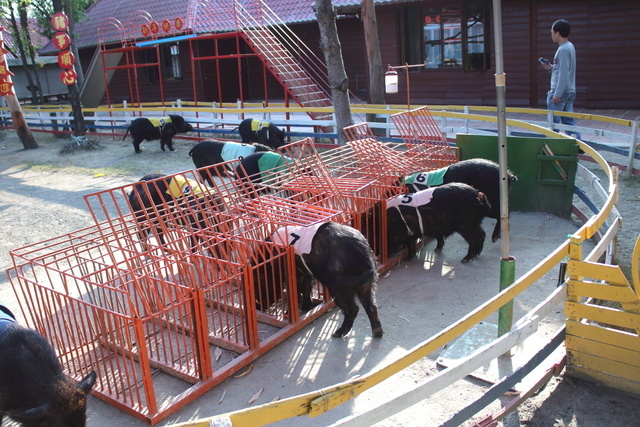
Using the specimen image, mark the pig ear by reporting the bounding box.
[78,371,97,394]
[9,402,51,419]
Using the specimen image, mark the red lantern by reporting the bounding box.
[162,20,171,33]
[60,68,77,85]
[150,22,159,34]
[141,24,150,37]
[175,18,183,31]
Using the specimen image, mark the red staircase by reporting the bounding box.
[233,0,335,120]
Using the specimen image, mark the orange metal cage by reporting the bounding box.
[390,106,459,169]
[8,127,460,424]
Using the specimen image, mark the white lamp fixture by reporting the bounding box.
[385,66,398,94]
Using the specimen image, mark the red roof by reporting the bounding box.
[1,18,51,60]
[39,0,407,53]
[44,0,320,51]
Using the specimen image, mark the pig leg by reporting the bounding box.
[357,286,383,338]
[133,137,144,153]
[160,135,168,151]
[458,226,485,263]
[332,295,359,338]
[404,238,418,260]
[491,220,501,242]
[433,235,446,253]
[296,271,314,311]
[166,136,175,152]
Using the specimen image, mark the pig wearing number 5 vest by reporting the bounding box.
[387,183,491,263]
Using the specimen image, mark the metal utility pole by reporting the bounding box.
[493,0,515,338]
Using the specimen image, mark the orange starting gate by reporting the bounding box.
[8,132,458,424]
[390,106,459,169]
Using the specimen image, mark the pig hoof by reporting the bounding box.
[492,236,499,243]
[332,329,349,338]
[170,148,176,152]
[373,327,384,338]
[434,248,443,254]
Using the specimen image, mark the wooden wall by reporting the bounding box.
[344,0,640,109]
[98,0,640,109]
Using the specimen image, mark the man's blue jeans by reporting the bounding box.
[547,90,582,139]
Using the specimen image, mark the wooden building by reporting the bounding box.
[42,0,639,110]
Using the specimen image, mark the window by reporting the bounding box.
[163,43,182,80]
[136,43,182,83]
[402,1,489,71]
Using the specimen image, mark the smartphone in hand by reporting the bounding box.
[538,57,550,66]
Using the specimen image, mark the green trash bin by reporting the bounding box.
[455,134,579,217]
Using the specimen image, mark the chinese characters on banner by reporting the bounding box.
[0,30,15,97]
[140,17,184,37]
[51,12,77,85]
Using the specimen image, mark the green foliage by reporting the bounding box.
[28,0,97,39]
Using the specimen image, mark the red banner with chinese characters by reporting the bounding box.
[53,32,71,50]
[0,61,13,78]
[57,50,75,69]
[0,80,13,97]
[60,68,77,86]
[50,13,76,85]
[51,13,69,32]
[0,35,13,96]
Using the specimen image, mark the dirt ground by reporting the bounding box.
[1,130,639,427]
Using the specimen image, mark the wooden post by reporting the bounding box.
[0,27,38,149]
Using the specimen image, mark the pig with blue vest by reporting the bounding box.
[188,139,274,186]
[238,118,286,149]
[124,115,193,153]
[403,158,517,243]
[387,182,491,263]
[0,302,96,426]
[270,221,383,338]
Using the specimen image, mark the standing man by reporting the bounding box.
[541,19,582,139]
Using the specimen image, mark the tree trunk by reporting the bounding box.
[0,26,38,149]
[18,1,44,104]
[362,0,385,105]
[315,0,353,145]
[8,3,39,104]
[52,0,86,136]
[64,0,84,86]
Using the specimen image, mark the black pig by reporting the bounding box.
[234,151,291,195]
[0,303,96,426]
[387,183,491,263]
[128,173,223,249]
[272,222,383,338]
[238,119,285,149]
[189,139,274,186]
[404,158,517,243]
[124,115,193,153]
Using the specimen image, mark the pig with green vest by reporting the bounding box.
[189,139,274,186]
[404,158,517,243]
